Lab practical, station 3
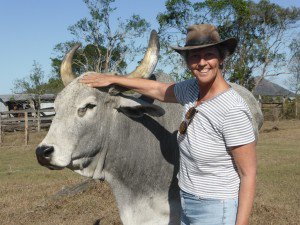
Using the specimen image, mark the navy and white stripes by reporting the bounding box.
[174,78,255,199]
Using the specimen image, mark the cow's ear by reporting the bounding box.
[116,97,165,118]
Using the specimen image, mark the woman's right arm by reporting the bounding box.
[80,73,178,103]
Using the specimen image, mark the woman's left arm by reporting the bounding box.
[231,141,257,225]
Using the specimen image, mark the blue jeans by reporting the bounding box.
[180,190,238,225]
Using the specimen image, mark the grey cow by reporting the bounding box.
[36,31,263,225]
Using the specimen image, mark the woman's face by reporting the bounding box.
[187,46,223,84]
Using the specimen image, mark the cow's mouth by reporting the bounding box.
[36,155,64,170]
[46,165,64,170]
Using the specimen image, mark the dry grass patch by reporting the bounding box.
[0,131,121,225]
[0,121,299,225]
[251,120,300,225]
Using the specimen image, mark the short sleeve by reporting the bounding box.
[222,106,255,147]
[174,79,198,106]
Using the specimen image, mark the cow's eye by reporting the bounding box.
[78,103,97,117]
[85,103,97,109]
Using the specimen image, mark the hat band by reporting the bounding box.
[185,40,216,47]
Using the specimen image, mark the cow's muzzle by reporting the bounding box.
[36,145,58,169]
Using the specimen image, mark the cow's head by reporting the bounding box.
[36,31,163,179]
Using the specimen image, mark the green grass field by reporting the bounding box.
[0,120,299,225]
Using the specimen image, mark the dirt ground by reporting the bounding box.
[0,120,299,225]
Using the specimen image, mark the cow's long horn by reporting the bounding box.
[125,30,159,79]
[60,44,81,86]
[108,30,159,95]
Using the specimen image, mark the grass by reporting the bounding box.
[0,131,121,225]
[0,121,299,225]
[251,120,300,225]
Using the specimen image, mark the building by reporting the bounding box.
[0,94,56,117]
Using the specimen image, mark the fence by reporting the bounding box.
[0,108,54,145]
[261,97,300,121]
[261,102,283,121]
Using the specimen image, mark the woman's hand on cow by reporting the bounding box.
[80,72,178,103]
[80,73,116,88]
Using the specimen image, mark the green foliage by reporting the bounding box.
[157,0,300,90]
[125,15,149,34]
[41,78,64,94]
[158,0,193,32]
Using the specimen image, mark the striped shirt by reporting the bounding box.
[174,78,255,199]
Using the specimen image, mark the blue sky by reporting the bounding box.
[0,0,299,94]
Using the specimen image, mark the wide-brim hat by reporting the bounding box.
[171,24,238,57]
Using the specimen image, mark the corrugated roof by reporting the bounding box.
[0,94,56,104]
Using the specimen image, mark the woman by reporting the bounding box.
[80,24,256,225]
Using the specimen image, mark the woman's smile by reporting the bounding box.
[198,68,211,75]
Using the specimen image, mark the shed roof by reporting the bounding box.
[0,94,56,104]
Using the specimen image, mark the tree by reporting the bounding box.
[13,0,151,94]
[286,36,300,117]
[157,0,300,90]
[13,61,45,94]
[51,0,150,78]
[12,61,64,94]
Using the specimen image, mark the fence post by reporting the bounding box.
[0,114,2,145]
[38,95,41,132]
[24,112,28,145]
[37,108,41,132]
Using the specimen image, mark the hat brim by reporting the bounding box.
[171,37,238,56]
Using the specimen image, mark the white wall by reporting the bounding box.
[0,102,8,112]
[40,102,55,116]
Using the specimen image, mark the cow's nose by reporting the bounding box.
[36,145,54,165]
[36,145,54,157]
